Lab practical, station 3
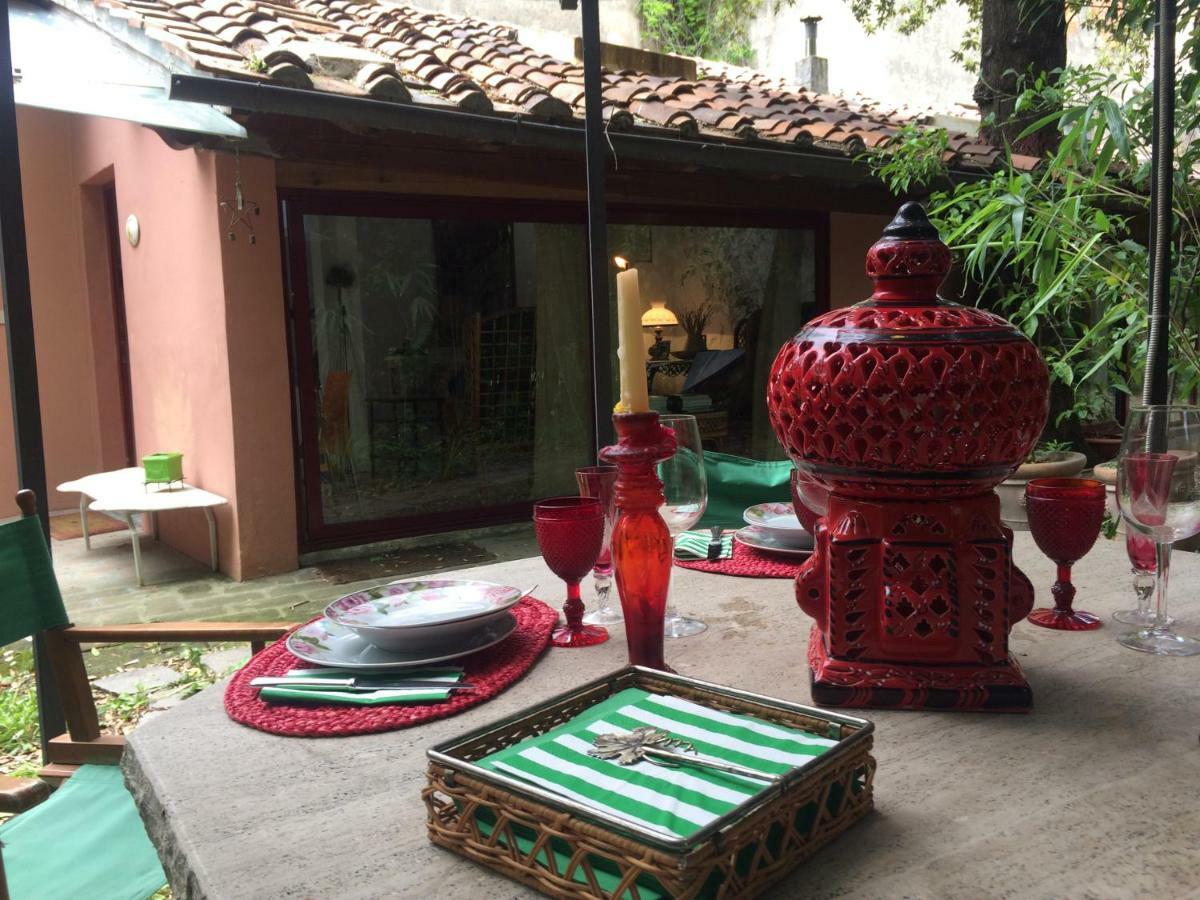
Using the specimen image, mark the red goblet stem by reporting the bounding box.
[601,412,677,672]
[1052,563,1075,613]
[563,581,584,629]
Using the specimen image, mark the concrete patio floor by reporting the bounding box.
[53,520,542,627]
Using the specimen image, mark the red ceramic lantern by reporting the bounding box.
[767,203,1050,711]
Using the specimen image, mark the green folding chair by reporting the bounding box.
[0,490,293,899]
[698,451,795,529]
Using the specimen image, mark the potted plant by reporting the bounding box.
[995,440,1088,529]
[676,302,712,359]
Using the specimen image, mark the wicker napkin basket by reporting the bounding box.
[424,667,875,899]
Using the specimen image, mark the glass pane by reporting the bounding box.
[609,224,817,459]
[301,214,591,528]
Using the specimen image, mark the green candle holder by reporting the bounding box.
[143,452,184,490]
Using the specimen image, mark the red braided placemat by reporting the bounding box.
[674,536,808,579]
[224,597,557,737]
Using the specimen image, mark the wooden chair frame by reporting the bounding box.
[0,490,295,811]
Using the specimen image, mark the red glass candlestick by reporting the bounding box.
[600,412,677,671]
[767,202,1050,712]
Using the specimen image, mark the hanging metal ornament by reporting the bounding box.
[220,150,260,244]
[589,727,781,782]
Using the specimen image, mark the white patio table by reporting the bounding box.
[56,467,227,585]
[123,532,1200,899]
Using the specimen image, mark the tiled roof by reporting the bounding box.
[80,0,1029,172]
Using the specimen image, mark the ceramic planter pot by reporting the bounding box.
[1090,459,1121,531]
[995,450,1087,530]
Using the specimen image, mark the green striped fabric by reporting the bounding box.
[258,686,453,705]
[479,688,837,840]
[674,530,733,560]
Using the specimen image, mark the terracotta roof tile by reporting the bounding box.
[70,0,1003,170]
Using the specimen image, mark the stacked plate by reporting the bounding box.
[735,502,814,558]
[287,580,525,670]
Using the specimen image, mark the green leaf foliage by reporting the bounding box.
[869,61,1200,426]
[638,0,793,66]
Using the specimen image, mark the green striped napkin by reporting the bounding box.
[258,667,461,706]
[258,686,453,705]
[478,688,837,840]
[674,530,733,560]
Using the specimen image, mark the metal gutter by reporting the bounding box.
[168,73,890,186]
[12,1,246,139]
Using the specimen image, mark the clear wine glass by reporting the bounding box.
[657,414,708,638]
[577,465,622,626]
[1115,405,1200,656]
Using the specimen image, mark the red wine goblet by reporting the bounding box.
[1024,477,1107,631]
[533,497,609,648]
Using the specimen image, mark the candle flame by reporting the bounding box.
[614,256,628,270]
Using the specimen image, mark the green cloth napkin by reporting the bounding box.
[674,530,733,560]
[697,451,794,530]
[258,667,462,706]
[478,688,838,840]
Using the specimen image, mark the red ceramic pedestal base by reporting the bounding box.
[1027,608,1102,631]
[807,627,1033,712]
[551,623,609,647]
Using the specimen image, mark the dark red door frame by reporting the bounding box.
[278,188,831,552]
[102,186,136,467]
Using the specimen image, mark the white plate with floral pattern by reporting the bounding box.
[741,503,813,548]
[325,579,525,651]
[286,613,518,670]
[734,526,814,559]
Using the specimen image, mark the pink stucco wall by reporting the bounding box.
[2,107,297,579]
[1,108,106,515]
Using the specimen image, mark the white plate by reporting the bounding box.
[734,526,814,559]
[286,613,518,670]
[742,503,813,548]
[325,579,524,651]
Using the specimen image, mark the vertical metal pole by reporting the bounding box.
[0,5,66,755]
[579,0,615,451]
[1143,0,1175,415]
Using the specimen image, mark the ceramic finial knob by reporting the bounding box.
[881,201,939,240]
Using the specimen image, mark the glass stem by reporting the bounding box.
[1133,569,1154,618]
[1052,563,1075,613]
[594,573,611,614]
[564,580,584,629]
[1153,541,1172,635]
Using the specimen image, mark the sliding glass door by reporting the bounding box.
[282,195,593,547]
[281,193,828,549]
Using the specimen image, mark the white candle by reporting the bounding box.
[615,258,649,413]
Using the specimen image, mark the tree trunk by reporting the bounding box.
[973,0,1067,156]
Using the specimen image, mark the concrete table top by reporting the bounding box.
[124,533,1200,899]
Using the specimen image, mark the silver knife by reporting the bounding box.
[251,677,474,690]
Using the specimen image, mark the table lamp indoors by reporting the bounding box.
[641,301,678,360]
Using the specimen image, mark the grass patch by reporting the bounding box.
[0,642,243,777]
[0,646,42,778]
